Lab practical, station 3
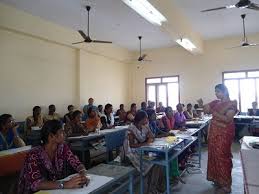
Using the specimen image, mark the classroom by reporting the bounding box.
[0,0,259,194]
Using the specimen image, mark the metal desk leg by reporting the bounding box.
[198,130,201,168]
[129,172,133,194]
[140,150,144,194]
[165,151,170,194]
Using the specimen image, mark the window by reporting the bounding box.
[146,76,180,109]
[223,70,259,112]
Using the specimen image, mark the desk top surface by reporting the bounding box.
[0,145,32,157]
[67,126,129,141]
[36,164,134,194]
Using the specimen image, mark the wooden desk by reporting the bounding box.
[36,164,135,194]
[0,146,31,176]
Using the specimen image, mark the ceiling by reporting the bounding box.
[1,0,259,50]
[174,0,259,40]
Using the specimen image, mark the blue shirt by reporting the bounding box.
[149,121,160,136]
[0,129,16,151]
[83,104,97,120]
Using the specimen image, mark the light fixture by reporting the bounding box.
[176,38,197,51]
[122,0,167,26]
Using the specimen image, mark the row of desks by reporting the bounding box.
[138,117,211,194]
[240,136,259,194]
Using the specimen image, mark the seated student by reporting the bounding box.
[83,98,97,120]
[64,110,88,136]
[44,104,61,122]
[97,104,104,118]
[147,101,155,110]
[85,107,102,133]
[100,104,115,129]
[125,103,137,124]
[174,103,186,129]
[0,114,25,151]
[25,106,44,136]
[184,103,194,120]
[126,111,165,194]
[140,101,147,112]
[156,102,165,113]
[18,120,89,194]
[63,105,74,124]
[116,104,126,122]
[193,104,202,118]
[146,109,167,137]
[248,101,259,116]
[159,106,175,132]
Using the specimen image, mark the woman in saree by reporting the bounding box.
[198,84,237,193]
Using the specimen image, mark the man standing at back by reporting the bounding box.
[83,98,97,120]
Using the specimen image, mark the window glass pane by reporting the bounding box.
[224,80,239,110]
[162,77,178,83]
[240,79,256,112]
[248,71,259,78]
[147,85,156,105]
[158,85,167,107]
[257,79,259,104]
[146,78,161,84]
[224,72,246,79]
[168,83,179,110]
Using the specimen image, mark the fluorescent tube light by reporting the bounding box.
[176,38,197,51]
[122,0,167,26]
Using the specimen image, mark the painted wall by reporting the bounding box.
[0,3,131,121]
[130,33,259,108]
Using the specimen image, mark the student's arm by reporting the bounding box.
[12,125,25,147]
[128,133,148,148]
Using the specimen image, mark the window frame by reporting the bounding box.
[222,69,259,112]
[145,75,180,108]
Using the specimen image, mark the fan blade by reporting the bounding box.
[248,3,259,10]
[92,40,112,44]
[201,5,235,12]
[226,45,243,49]
[143,59,152,62]
[142,54,147,60]
[78,30,88,40]
[248,43,259,46]
[72,41,85,45]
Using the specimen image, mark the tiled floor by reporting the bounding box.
[171,142,243,194]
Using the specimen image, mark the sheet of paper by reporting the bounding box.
[38,174,113,194]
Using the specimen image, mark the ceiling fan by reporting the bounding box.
[138,36,151,62]
[72,6,112,45]
[201,0,259,12]
[229,14,259,48]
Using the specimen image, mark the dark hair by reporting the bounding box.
[215,84,229,98]
[72,110,82,120]
[49,104,55,109]
[88,98,93,101]
[141,102,146,107]
[87,106,94,117]
[146,109,156,120]
[194,104,199,109]
[165,106,173,114]
[67,105,74,110]
[187,103,192,107]
[105,103,112,110]
[41,120,62,145]
[134,110,147,125]
[0,114,12,130]
[131,103,136,109]
[120,104,124,108]
[33,106,41,112]
[98,105,103,109]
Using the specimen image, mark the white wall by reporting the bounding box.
[0,3,132,121]
[0,28,78,120]
[130,34,259,107]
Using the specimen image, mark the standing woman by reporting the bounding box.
[198,84,237,193]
